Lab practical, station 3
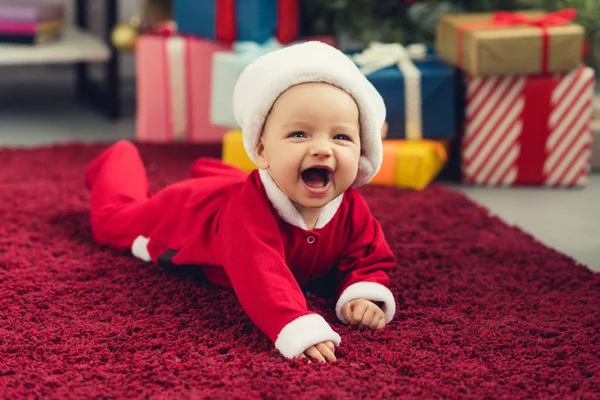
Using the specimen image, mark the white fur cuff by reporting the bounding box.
[335,281,396,324]
[275,314,342,359]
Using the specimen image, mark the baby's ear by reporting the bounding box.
[255,140,269,169]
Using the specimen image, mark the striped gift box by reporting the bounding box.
[461,66,595,186]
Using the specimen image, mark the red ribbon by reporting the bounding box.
[516,73,554,183]
[216,0,236,43]
[276,0,299,44]
[457,8,577,75]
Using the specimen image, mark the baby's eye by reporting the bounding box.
[334,134,350,141]
[289,131,306,138]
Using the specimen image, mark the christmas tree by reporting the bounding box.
[300,0,518,47]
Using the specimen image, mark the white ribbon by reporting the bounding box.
[166,36,187,141]
[352,42,427,140]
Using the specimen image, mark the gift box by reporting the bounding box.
[136,34,231,143]
[435,9,584,77]
[371,139,448,190]
[222,130,257,171]
[352,42,455,140]
[461,65,595,186]
[211,35,337,129]
[174,0,299,45]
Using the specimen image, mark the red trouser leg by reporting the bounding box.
[85,140,160,250]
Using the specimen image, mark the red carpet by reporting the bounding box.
[1,143,599,399]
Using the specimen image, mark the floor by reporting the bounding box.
[1,77,599,272]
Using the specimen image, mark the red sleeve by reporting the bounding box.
[335,191,397,324]
[217,174,341,358]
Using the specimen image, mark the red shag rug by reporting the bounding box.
[0,143,599,399]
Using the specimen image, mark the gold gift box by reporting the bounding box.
[222,130,257,172]
[435,10,584,77]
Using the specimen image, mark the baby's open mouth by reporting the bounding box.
[301,167,331,188]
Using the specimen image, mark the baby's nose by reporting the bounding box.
[310,139,333,157]
[310,144,333,157]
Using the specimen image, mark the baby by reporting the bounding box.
[84,41,396,363]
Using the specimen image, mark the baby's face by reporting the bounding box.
[255,82,361,211]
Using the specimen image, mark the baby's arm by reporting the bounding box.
[218,182,341,360]
[334,192,397,327]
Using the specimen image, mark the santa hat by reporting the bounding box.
[232,41,386,188]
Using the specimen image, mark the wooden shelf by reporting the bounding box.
[0,26,110,66]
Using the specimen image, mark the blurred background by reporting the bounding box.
[0,0,598,269]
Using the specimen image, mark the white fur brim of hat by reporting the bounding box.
[232,41,386,188]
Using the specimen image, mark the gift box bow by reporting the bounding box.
[351,42,429,140]
[352,42,428,76]
[492,8,576,27]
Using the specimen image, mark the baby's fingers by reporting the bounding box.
[324,341,335,353]
[341,302,353,324]
[304,346,326,363]
[316,342,337,363]
[358,306,379,330]
[364,311,383,329]
[349,302,369,326]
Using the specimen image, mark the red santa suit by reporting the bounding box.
[85,140,396,359]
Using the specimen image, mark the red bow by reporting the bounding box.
[492,8,576,27]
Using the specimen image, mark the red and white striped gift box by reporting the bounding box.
[461,66,595,186]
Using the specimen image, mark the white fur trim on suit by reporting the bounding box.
[335,281,396,325]
[275,314,342,359]
[131,235,151,262]
[233,41,386,188]
[259,169,343,230]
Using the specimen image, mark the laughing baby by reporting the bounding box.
[84,41,396,363]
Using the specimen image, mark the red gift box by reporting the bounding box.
[461,66,595,186]
[135,34,231,143]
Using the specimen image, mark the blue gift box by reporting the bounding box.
[357,48,456,140]
[174,0,297,45]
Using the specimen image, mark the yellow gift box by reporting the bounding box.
[222,130,257,171]
[394,140,448,190]
[371,139,448,190]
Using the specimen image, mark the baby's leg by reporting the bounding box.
[85,140,160,250]
[189,157,250,180]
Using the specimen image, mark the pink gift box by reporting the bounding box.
[136,34,231,143]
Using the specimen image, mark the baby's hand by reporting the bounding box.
[298,341,336,363]
[341,299,386,330]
